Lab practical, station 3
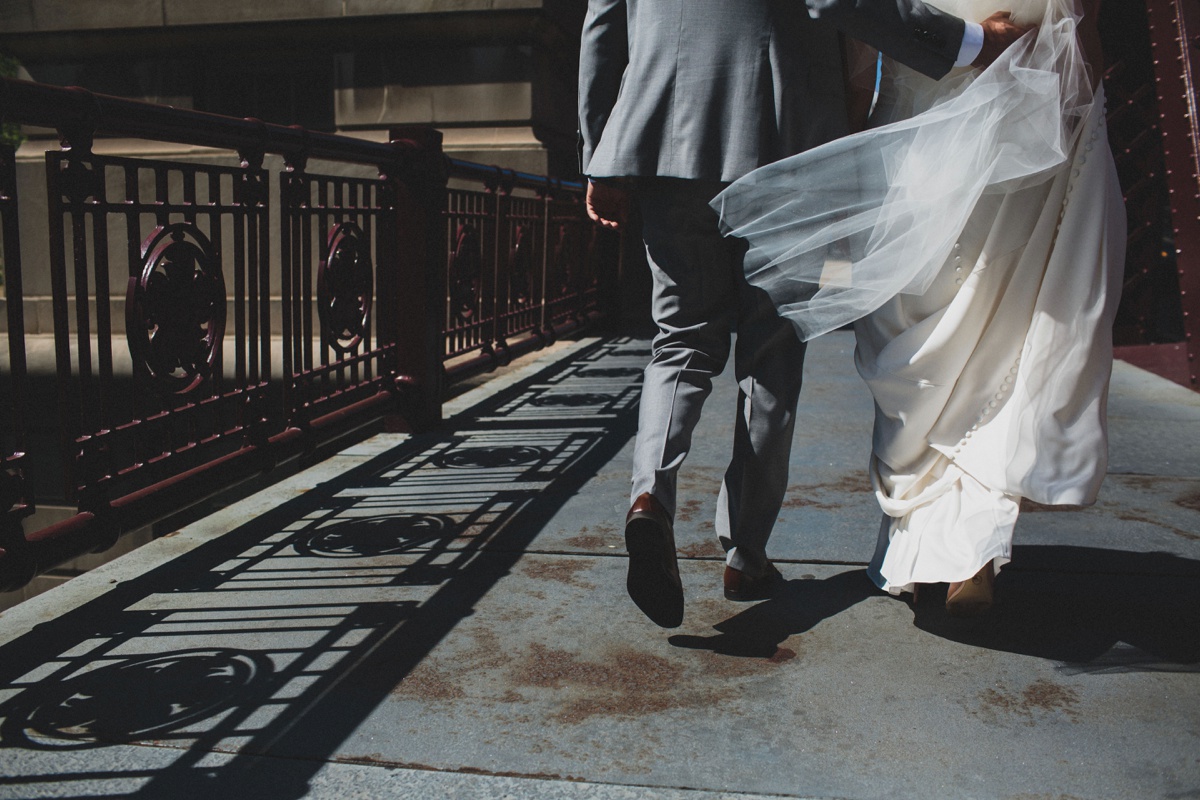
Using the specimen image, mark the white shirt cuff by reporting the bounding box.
[955,22,984,67]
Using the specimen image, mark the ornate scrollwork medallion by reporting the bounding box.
[126,223,226,394]
[318,222,374,353]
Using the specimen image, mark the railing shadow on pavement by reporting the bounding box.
[670,549,1200,674]
[0,336,645,799]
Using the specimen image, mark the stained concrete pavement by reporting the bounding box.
[0,333,1197,799]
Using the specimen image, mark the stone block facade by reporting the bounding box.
[0,0,584,175]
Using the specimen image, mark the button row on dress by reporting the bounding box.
[1058,128,1093,225]
[954,358,1021,454]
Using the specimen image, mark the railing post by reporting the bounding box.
[0,140,36,591]
[538,187,551,342]
[488,169,515,365]
[384,126,449,431]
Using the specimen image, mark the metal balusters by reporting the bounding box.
[0,79,606,589]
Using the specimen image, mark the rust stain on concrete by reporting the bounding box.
[463,628,518,674]
[521,558,596,587]
[676,498,705,524]
[1175,490,1200,514]
[361,759,586,783]
[564,525,611,550]
[1021,679,1080,714]
[978,678,1080,724]
[687,597,733,621]
[1116,511,1200,541]
[781,495,826,509]
[514,643,680,691]
[819,475,874,494]
[678,540,724,559]
[781,474,874,510]
[508,643,757,724]
[1118,475,1166,491]
[392,659,466,701]
[456,765,584,782]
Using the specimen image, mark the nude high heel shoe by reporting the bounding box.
[945,562,995,617]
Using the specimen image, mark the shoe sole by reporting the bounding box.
[625,515,684,628]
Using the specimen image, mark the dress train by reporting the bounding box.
[714,0,1125,592]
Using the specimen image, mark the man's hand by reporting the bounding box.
[972,11,1035,69]
[586,179,629,230]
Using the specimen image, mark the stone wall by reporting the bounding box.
[0,0,585,176]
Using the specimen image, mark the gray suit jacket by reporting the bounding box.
[579,0,965,182]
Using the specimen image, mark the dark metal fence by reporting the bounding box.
[0,78,610,591]
[442,160,604,381]
[1104,0,1200,388]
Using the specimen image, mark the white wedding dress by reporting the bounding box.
[714,0,1125,592]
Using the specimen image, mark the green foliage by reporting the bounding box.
[0,53,24,149]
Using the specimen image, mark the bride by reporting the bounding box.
[714,0,1123,615]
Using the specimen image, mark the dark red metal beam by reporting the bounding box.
[1147,0,1200,387]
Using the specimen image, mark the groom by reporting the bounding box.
[579,0,1031,628]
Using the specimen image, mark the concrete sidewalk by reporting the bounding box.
[0,333,1197,800]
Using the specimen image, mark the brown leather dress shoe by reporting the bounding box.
[624,493,684,628]
[723,562,784,602]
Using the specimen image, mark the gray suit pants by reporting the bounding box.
[630,178,807,579]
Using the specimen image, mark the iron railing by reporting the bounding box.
[0,78,611,591]
[1104,0,1200,387]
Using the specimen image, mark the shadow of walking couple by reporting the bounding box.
[668,546,1200,672]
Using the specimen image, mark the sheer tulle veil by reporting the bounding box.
[712,0,1094,340]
